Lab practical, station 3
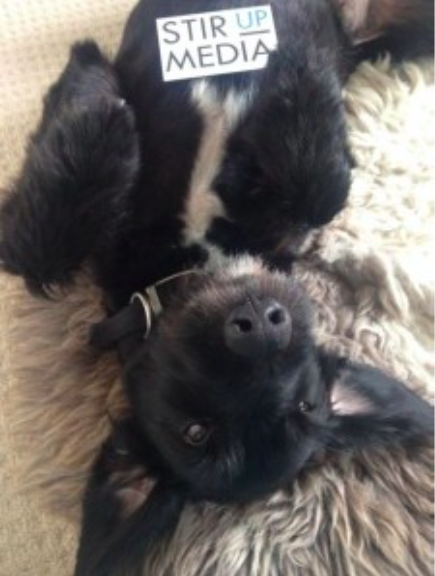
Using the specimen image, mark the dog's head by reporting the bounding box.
[121,253,435,505]
[125,257,325,503]
[119,252,434,505]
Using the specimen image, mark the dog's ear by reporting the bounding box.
[0,41,140,296]
[320,354,434,451]
[76,482,185,576]
[75,424,186,576]
[332,0,434,59]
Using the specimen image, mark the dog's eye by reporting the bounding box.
[298,401,313,413]
[183,423,211,446]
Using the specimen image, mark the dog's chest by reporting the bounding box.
[176,80,255,269]
[182,82,248,243]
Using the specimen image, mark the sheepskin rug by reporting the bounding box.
[0,45,433,576]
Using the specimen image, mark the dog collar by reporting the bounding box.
[90,270,200,352]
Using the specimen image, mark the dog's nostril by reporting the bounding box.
[233,319,253,333]
[267,307,287,326]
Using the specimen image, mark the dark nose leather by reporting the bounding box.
[224,298,291,357]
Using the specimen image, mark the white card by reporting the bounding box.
[156,6,278,82]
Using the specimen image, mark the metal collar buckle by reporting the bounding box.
[129,270,199,339]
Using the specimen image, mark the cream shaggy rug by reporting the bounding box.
[0,1,433,575]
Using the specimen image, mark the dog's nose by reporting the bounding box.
[224,298,291,357]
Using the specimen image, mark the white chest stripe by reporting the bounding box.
[183,80,252,245]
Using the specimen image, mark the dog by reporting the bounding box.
[0,1,433,575]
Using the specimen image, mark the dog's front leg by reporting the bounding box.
[0,42,140,296]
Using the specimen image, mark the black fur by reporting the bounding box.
[0,42,140,295]
[1,0,354,302]
[0,1,433,574]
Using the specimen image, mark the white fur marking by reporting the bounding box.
[183,81,253,245]
[221,255,265,279]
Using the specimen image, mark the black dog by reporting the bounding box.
[0,1,433,575]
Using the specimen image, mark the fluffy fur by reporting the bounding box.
[0,1,434,576]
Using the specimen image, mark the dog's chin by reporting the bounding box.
[190,461,306,505]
